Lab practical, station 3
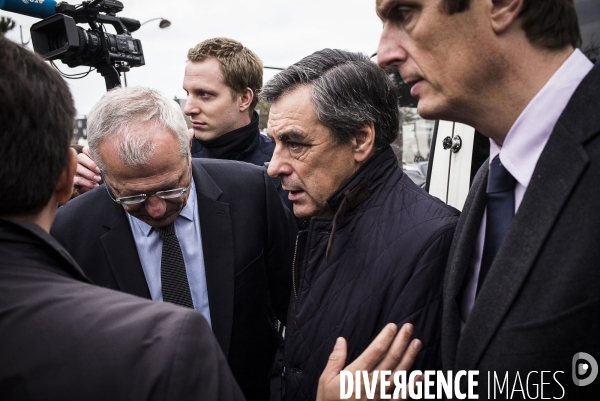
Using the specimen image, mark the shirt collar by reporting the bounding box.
[130,179,197,237]
[492,49,593,187]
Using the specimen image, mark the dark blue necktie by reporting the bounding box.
[478,155,517,293]
[157,222,194,308]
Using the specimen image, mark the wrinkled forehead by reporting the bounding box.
[100,130,187,177]
[105,158,189,195]
[268,86,319,130]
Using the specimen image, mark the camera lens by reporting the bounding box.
[75,28,101,58]
[48,32,69,52]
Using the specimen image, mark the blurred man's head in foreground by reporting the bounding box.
[0,36,77,230]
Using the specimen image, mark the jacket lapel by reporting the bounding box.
[99,200,151,299]
[192,161,235,357]
[456,121,590,370]
[442,163,488,370]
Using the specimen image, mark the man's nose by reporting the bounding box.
[145,196,168,219]
[183,96,198,116]
[377,26,408,70]
[267,146,292,178]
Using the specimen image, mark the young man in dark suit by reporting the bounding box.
[376,0,600,397]
[51,86,297,401]
[0,35,244,401]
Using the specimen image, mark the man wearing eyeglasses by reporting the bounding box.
[51,86,297,401]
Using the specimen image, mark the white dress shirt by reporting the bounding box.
[459,49,594,326]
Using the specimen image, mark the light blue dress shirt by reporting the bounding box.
[126,180,211,326]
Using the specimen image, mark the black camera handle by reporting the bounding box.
[88,17,123,90]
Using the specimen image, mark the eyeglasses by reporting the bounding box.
[104,170,192,205]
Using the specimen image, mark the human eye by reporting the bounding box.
[189,89,212,100]
[117,194,147,205]
[156,188,187,200]
[288,142,304,152]
[197,90,215,99]
[384,2,415,25]
[393,7,413,23]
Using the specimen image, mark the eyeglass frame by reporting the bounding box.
[103,165,193,205]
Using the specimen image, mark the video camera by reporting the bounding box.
[0,0,144,90]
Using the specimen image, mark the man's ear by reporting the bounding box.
[188,128,195,148]
[238,88,254,112]
[351,121,376,163]
[490,0,523,34]
[56,148,78,206]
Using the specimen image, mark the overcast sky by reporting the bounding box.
[4,0,599,117]
[2,0,384,117]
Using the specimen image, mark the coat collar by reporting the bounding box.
[190,160,235,356]
[321,147,398,259]
[0,218,90,283]
[442,163,488,370]
[190,112,260,161]
[326,146,398,215]
[98,189,152,298]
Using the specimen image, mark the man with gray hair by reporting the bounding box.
[263,49,459,400]
[52,86,297,401]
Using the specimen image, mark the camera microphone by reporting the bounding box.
[0,0,57,19]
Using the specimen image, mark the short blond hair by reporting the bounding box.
[188,38,263,114]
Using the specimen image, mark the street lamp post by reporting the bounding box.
[20,25,30,46]
[140,17,171,29]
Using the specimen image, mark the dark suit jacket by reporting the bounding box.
[0,218,244,401]
[442,61,600,398]
[52,159,297,401]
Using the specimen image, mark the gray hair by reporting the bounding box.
[260,49,399,148]
[87,86,189,172]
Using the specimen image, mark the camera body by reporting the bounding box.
[31,10,144,70]
[1,0,144,89]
